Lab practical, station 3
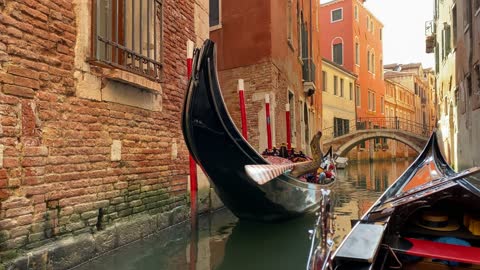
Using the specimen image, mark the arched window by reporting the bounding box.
[332,38,343,65]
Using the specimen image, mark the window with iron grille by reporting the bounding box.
[94,0,163,81]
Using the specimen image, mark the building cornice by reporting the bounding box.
[322,58,358,78]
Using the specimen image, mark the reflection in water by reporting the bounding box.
[331,159,413,246]
[75,159,413,270]
[215,214,315,270]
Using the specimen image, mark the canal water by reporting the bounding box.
[75,159,413,270]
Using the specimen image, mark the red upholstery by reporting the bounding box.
[402,238,480,265]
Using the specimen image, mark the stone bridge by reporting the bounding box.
[321,117,431,156]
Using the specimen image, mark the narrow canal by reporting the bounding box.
[75,159,413,270]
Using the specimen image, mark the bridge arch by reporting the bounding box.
[330,130,425,157]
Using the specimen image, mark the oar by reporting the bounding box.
[245,161,311,185]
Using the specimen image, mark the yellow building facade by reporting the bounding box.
[431,0,457,168]
[321,58,357,140]
[384,79,417,159]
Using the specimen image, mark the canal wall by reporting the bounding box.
[0,0,221,269]
[4,206,189,270]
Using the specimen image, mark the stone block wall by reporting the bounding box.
[0,0,199,266]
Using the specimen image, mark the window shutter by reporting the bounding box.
[445,24,451,54]
[301,22,308,59]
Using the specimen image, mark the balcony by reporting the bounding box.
[425,20,435,54]
[426,35,435,54]
[302,58,316,96]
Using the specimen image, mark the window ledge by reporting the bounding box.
[76,61,162,111]
[104,68,162,93]
[210,24,222,31]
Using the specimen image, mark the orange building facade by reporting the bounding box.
[210,0,323,154]
[320,0,386,160]
[319,0,385,120]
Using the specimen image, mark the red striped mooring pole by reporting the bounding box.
[265,94,272,150]
[286,103,291,149]
[187,40,197,194]
[238,79,248,140]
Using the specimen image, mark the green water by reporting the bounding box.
[74,159,413,270]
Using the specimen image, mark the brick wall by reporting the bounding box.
[0,0,195,262]
[218,61,304,152]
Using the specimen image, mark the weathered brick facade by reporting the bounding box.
[218,61,296,151]
[210,0,323,154]
[0,0,201,267]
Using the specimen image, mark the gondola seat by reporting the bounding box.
[392,237,480,265]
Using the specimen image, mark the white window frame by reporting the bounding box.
[209,0,222,30]
[331,8,343,23]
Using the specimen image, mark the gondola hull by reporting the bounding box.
[324,132,480,270]
[182,40,334,222]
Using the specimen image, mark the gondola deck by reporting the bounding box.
[310,132,480,270]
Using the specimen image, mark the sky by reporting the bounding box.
[321,0,435,69]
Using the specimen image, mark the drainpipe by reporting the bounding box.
[309,0,314,94]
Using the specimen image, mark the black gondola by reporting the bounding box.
[310,132,480,269]
[182,40,335,222]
